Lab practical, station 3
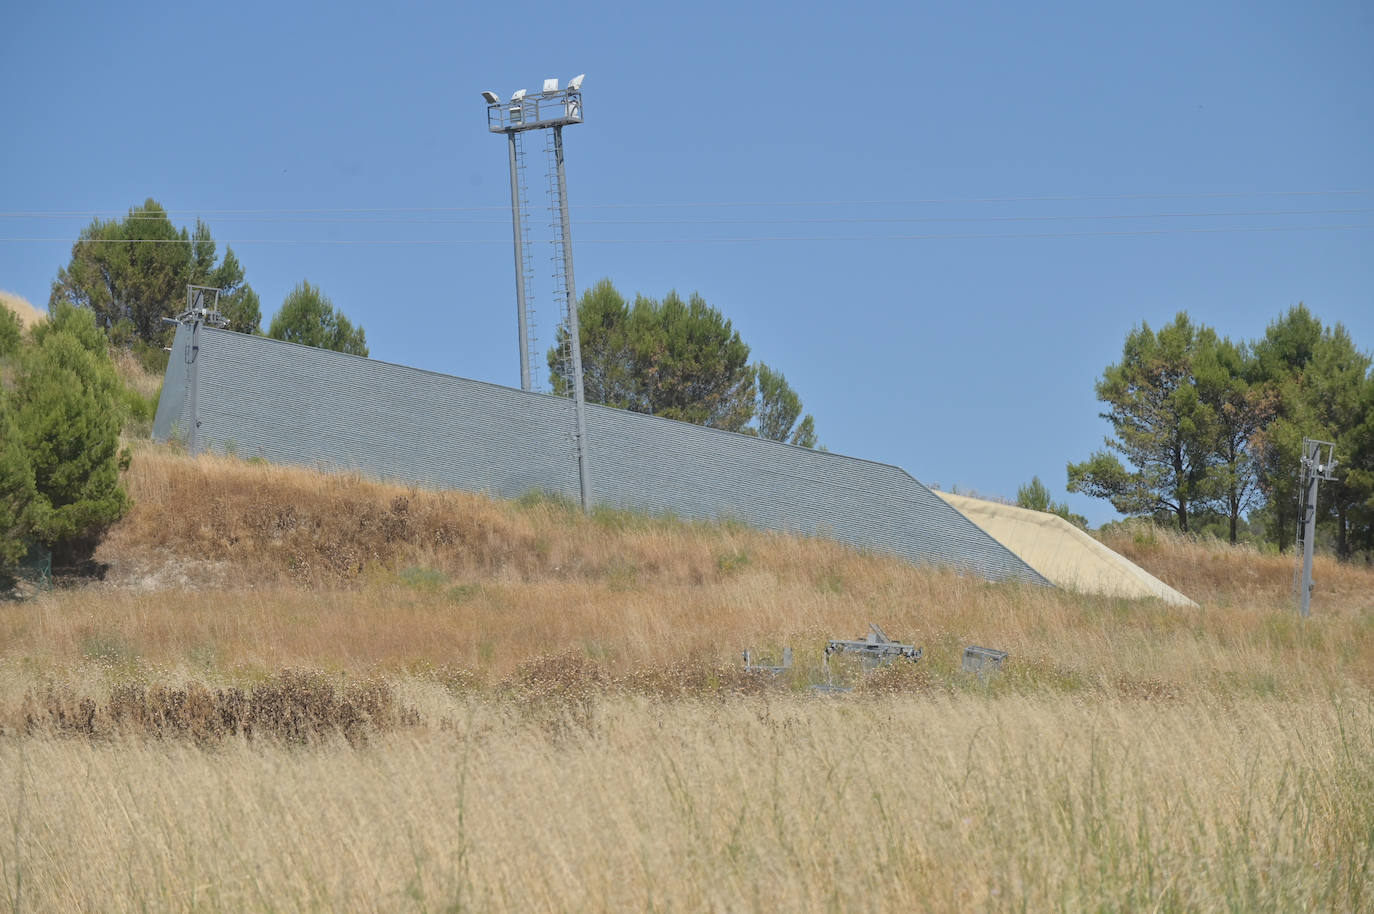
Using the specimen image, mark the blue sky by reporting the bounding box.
[2,0,1371,526]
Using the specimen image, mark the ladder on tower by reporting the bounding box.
[545,129,575,399]
[512,132,540,388]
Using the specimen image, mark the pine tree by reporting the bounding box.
[0,389,37,571]
[50,198,261,344]
[550,281,760,434]
[751,363,817,447]
[1067,313,1223,532]
[14,304,129,555]
[267,281,369,356]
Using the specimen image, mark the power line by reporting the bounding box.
[583,208,1374,226]
[1,188,1369,219]
[582,224,1373,243]
[2,207,1369,227]
[1,223,1368,246]
[574,189,1374,210]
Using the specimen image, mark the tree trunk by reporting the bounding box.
[1176,500,1189,533]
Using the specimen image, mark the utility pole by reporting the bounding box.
[1296,438,1338,618]
[166,285,227,457]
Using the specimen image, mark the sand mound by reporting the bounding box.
[935,491,1198,606]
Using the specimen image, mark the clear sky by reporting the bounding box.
[3,0,1371,526]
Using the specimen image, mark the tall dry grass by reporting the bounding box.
[3,693,1370,912]
[0,445,1365,695]
[2,447,1372,912]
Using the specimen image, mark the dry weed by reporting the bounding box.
[13,670,416,746]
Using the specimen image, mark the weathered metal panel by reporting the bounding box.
[151,323,191,441]
[153,328,1047,585]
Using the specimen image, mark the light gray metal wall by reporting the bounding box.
[153,326,1047,586]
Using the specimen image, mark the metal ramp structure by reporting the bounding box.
[152,326,1050,588]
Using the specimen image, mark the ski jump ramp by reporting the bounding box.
[152,325,1193,605]
[152,326,1044,586]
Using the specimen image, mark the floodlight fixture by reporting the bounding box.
[510,89,527,102]
[543,77,559,93]
[568,73,584,90]
[481,90,500,104]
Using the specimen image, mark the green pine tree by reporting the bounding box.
[0,388,37,572]
[49,198,261,345]
[14,304,129,555]
[550,281,760,434]
[1067,313,1224,532]
[267,281,369,356]
[750,363,817,447]
[0,303,21,358]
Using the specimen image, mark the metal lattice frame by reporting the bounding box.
[486,79,591,511]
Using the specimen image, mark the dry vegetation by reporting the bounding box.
[2,446,1372,912]
[0,290,46,329]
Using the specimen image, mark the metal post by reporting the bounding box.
[1299,439,1322,618]
[1297,437,1339,618]
[507,133,532,392]
[186,317,202,456]
[1299,465,1318,618]
[553,125,593,512]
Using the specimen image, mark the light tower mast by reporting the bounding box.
[482,75,592,512]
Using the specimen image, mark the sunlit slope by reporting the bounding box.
[935,490,1196,606]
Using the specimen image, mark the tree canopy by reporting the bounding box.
[0,303,130,574]
[1248,311,1372,556]
[267,281,369,356]
[50,199,261,344]
[551,280,810,437]
[1016,476,1087,529]
[1067,314,1225,533]
[1070,304,1373,555]
[0,304,21,358]
[750,363,817,447]
[0,388,37,570]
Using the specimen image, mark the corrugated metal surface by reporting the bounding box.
[153,326,1047,585]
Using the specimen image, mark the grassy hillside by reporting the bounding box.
[5,444,1367,690]
[2,447,1372,912]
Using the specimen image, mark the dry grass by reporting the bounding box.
[111,347,163,401]
[0,445,1362,695]
[1,447,1372,911]
[3,693,1370,912]
[1098,521,1372,608]
[0,290,45,329]
[15,669,416,746]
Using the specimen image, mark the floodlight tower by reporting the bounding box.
[482,75,592,511]
[1296,438,1338,617]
